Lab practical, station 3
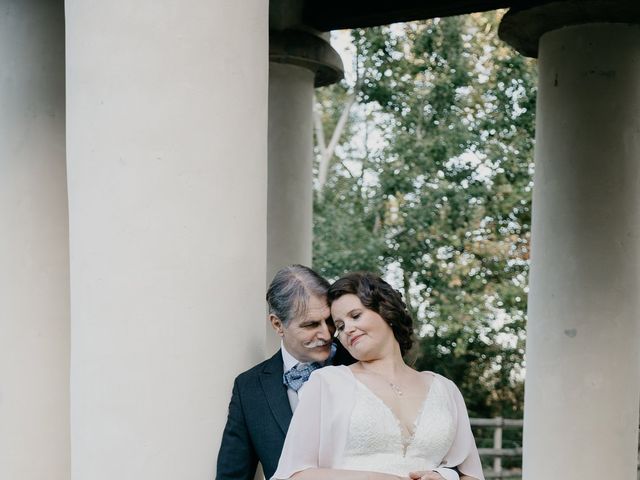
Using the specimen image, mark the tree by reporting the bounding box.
[313,11,537,423]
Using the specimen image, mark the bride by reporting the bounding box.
[271,272,484,480]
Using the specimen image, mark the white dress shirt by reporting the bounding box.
[281,342,302,412]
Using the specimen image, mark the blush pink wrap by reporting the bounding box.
[272,365,485,480]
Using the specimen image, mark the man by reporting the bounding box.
[216,265,353,480]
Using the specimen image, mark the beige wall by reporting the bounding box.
[0,1,70,479]
[266,63,316,355]
[65,1,269,478]
[523,23,640,480]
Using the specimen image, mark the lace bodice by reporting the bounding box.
[340,375,456,476]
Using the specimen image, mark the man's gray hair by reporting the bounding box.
[266,265,330,326]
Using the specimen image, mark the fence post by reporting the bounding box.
[493,417,503,476]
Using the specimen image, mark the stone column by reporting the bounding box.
[0,1,69,479]
[499,3,640,479]
[268,61,315,287]
[65,2,268,478]
[266,29,343,353]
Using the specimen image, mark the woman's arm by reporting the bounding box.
[408,470,479,480]
[442,379,485,480]
[272,370,409,480]
[291,469,406,480]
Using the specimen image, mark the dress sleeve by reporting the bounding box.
[441,379,485,480]
[433,467,460,480]
[270,372,324,480]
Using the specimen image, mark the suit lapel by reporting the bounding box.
[259,350,292,435]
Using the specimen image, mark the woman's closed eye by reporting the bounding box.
[333,311,362,337]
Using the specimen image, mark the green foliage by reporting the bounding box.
[313,11,537,422]
[314,174,386,276]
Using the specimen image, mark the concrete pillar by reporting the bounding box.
[65,2,268,478]
[266,28,343,353]
[0,1,69,479]
[267,62,314,282]
[267,30,343,281]
[500,3,640,479]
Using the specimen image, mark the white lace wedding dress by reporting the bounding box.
[271,366,484,480]
[340,376,456,476]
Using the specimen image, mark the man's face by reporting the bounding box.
[275,294,334,364]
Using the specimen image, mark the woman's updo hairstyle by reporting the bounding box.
[327,272,414,356]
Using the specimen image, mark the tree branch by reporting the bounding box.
[317,92,357,197]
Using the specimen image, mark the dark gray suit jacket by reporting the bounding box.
[216,346,353,480]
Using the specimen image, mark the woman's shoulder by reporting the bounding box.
[311,364,354,382]
[299,365,356,399]
[422,370,462,392]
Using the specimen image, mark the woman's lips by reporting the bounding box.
[350,334,364,346]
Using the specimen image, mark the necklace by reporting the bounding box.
[388,382,404,396]
[358,365,405,396]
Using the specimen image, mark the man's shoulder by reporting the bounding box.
[234,350,283,385]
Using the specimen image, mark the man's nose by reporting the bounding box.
[317,321,331,339]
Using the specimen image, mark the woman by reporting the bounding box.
[272,272,484,480]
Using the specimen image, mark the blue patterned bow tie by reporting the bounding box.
[283,362,322,392]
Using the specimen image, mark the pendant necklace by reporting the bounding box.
[361,366,405,396]
[388,381,404,396]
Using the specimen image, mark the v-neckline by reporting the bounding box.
[347,367,436,453]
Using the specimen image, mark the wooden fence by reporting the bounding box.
[470,418,640,480]
[470,417,523,479]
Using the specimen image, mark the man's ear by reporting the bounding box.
[269,314,284,337]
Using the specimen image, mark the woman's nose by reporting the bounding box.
[344,321,356,335]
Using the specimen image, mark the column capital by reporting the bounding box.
[499,0,640,58]
[269,30,344,87]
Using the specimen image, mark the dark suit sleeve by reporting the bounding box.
[331,340,356,366]
[216,378,258,480]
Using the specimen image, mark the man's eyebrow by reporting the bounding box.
[300,319,320,325]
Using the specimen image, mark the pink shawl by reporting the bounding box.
[272,365,485,480]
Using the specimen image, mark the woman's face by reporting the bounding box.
[330,293,396,360]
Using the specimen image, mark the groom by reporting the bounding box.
[216,265,353,480]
